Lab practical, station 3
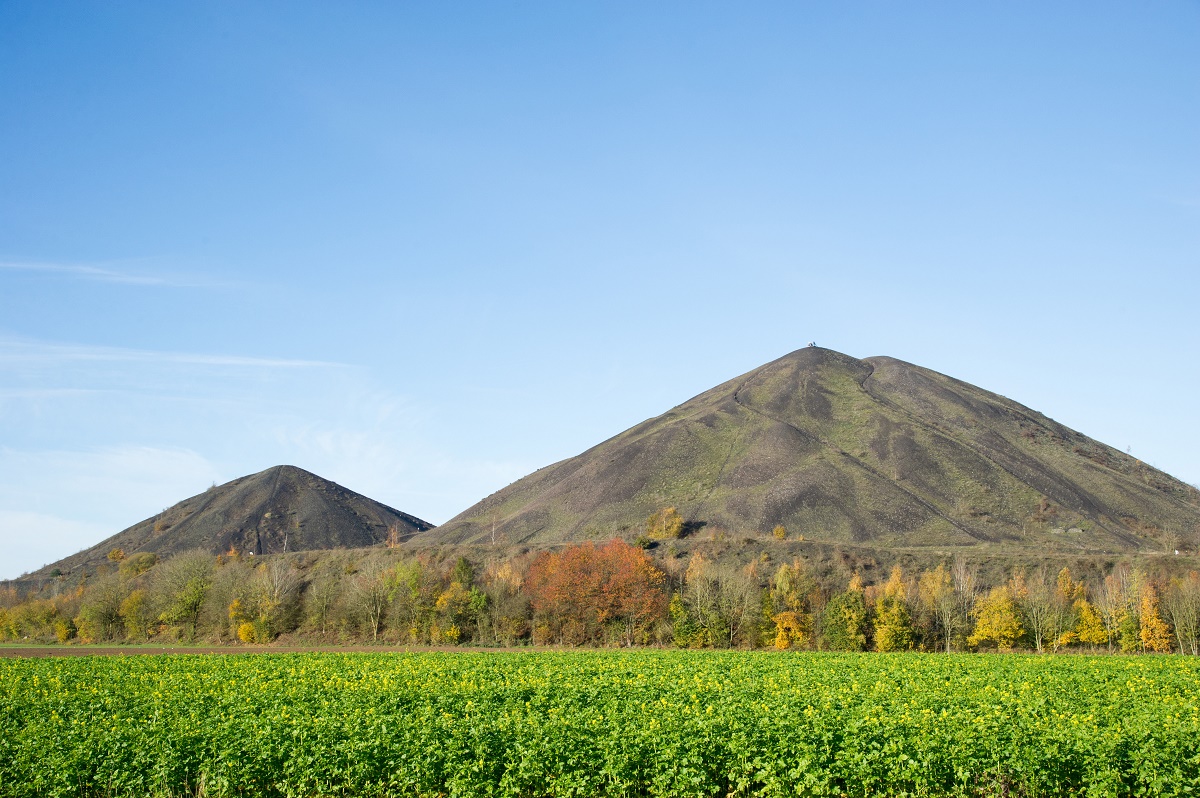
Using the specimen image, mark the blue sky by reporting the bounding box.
[1,2,1197,579]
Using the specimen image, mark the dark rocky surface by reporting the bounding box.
[19,465,432,582]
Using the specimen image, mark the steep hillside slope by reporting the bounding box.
[419,348,1200,553]
[26,465,432,579]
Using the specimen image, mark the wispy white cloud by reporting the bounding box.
[265,416,534,523]
[0,336,342,369]
[0,511,112,579]
[0,388,105,400]
[0,259,226,288]
[0,445,226,579]
[0,335,534,569]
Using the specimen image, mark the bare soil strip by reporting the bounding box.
[0,644,557,657]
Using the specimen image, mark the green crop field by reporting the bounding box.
[1,652,1198,797]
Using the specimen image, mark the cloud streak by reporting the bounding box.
[0,260,229,288]
[0,337,343,369]
[0,388,105,400]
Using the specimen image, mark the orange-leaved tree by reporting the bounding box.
[525,539,667,646]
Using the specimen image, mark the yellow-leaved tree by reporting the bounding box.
[1074,597,1109,647]
[919,563,961,653]
[1050,567,1085,652]
[769,560,812,649]
[968,585,1024,650]
[874,566,914,652]
[646,507,684,540]
[772,611,806,649]
[1138,584,1173,653]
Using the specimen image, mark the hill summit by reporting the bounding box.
[419,348,1200,553]
[28,465,432,580]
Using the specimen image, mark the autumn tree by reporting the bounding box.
[433,580,483,644]
[213,559,252,643]
[768,560,815,649]
[5,598,60,641]
[260,558,303,636]
[968,585,1023,650]
[1048,568,1086,651]
[1138,583,1173,653]
[1074,597,1109,649]
[75,573,126,642]
[526,539,667,646]
[1095,567,1132,653]
[227,597,257,643]
[714,564,763,648]
[678,554,762,648]
[152,550,214,641]
[771,561,813,614]
[119,589,153,639]
[119,552,157,579]
[432,557,488,644]
[387,558,434,643]
[55,617,76,643]
[480,558,530,645]
[231,558,303,643]
[822,575,867,651]
[951,556,980,638]
[919,564,960,653]
[669,592,699,647]
[646,507,684,540]
[1117,615,1142,653]
[304,555,347,636]
[1115,569,1148,653]
[668,555,727,647]
[348,556,394,642]
[1019,568,1077,653]
[1164,571,1200,656]
[874,566,914,652]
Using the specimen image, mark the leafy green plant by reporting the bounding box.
[2,651,1199,797]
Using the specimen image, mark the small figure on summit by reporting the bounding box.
[807,341,817,347]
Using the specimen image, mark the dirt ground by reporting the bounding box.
[0,644,585,658]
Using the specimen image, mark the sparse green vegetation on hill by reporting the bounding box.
[420,348,1200,554]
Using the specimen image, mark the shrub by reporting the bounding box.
[646,507,684,539]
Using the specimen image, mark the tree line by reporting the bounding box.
[2,538,1199,654]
